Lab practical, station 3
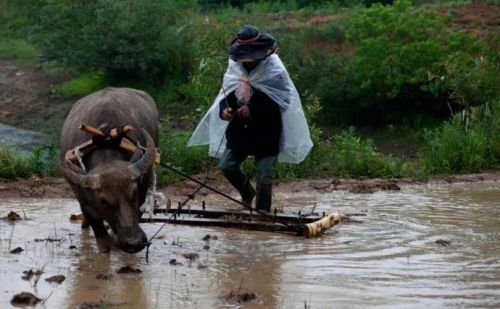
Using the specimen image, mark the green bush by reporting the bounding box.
[29,0,196,87]
[176,16,235,118]
[429,49,500,109]
[0,146,31,180]
[331,128,413,177]
[0,35,38,65]
[422,99,500,173]
[274,125,336,179]
[0,145,59,180]
[344,0,493,123]
[156,120,212,185]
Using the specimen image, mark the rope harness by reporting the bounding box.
[64,124,160,170]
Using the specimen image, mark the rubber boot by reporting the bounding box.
[222,169,255,206]
[255,183,272,212]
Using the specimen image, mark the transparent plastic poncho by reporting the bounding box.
[188,54,312,164]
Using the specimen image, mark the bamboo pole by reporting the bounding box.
[304,212,341,238]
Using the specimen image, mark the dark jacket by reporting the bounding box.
[219,88,282,157]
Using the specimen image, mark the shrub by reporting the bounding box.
[421,99,500,173]
[0,35,38,65]
[156,120,212,185]
[274,125,335,179]
[345,0,493,123]
[29,0,196,87]
[0,146,31,180]
[331,128,413,177]
[176,16,235,120]
[0,145,59,180]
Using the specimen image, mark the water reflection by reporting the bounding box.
[213,231,282,308]
[64,230,150,308]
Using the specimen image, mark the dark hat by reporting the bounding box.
[230,25,277,63]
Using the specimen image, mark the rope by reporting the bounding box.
[144,89,232,262]
[156,162,295,229]
[144,87,299,262]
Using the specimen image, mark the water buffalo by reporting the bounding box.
[60,87,158,253]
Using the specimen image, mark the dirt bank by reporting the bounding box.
[0,59,73,136]
[1,171,499,201]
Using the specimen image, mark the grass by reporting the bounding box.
[3,109,500,183]
[0,35,38,66]
[0,145,59,180]
[156,125,213,185]
[55,71,106,98]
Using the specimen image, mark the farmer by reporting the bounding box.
[188,24,312,212]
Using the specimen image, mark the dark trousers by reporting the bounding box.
[217,148,277,211]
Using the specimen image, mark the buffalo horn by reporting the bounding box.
[61,163,101,189]
[128,129,156,179]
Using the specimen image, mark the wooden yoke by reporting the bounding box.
[65,124,160,165]
[79,124,133,138]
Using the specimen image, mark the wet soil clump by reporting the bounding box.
[5,210,22,221]
[225,290,257,303]
[45,275,66,284]
[10,292,41,307]
[436,239,452,247]
[116,266,142,274]
[182,252,199,261]
[10,247,24,254]
[95,273,110,280]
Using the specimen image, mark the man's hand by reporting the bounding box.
[237,105,251,119]
[222,107,233,121]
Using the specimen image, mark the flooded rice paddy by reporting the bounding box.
[1,181,500,308]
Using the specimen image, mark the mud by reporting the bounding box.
[45,275,66,284]
[0,59,72,135]
[224,290,257,303]
[435,239,452,247]
[116,266,142,274]
[1,180,500,308]
[10,292,41,307]
[0,176,74,199]
[10,247,23,254]
[441,2,500,37]
[5,211,22,221]
[2,171,499,202]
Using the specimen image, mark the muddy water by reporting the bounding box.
[1,182,500,308]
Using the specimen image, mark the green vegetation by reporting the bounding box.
[28,0,195,87]
[56,72,106,98]
[0,35,37,66]
[422,99,500,173]
[0,146,58,180]
[0,0,499,182]
[157,122,213,184]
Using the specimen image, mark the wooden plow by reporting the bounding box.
[140,203,353,238]
[65,124,352,238]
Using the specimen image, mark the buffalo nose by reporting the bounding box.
[118,231,148,253]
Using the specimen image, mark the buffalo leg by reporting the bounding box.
[87,218,111,253]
